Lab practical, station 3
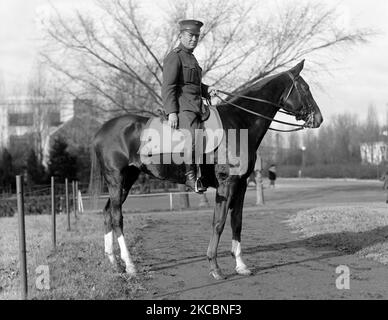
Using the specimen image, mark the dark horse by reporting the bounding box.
[90,60,323,280]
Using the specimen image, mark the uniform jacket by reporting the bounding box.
[162,43,210,115]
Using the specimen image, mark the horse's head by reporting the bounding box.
[280,60,323,128]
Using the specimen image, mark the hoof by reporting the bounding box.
[115,263,125,274]
[235,266,252,276]
[125,264,137,276]
[105,253,117,266]
[209,269,227,280]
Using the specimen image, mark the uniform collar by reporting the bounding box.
[178,42,194,54]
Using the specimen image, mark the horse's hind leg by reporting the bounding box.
[106,166,140,274]
[103,190,133,270]
[230,179,251,275]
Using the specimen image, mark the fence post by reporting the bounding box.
[178,184,190,209]
[16,175,28,300]
[65,178,70,231]
[255,153,265,205]
[199,193,209,208]
[51,176,56,251]
[72,181,77,219]
[78,190,84,213]
[169,193,173,211]
[75,181,79,214]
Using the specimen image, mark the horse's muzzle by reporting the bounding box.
[305,111,323,128]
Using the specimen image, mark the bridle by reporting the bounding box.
[214,72,315,132]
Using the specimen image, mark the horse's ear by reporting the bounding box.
[290,59,305,76]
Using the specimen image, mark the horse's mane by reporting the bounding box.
[224,73,281,105]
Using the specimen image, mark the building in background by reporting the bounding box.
[0,97,99,167]
[360,141,388,165]
[0,97,72,159]
[43,98,102,166]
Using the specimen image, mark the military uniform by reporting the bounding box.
[162,42,210,162]
[162,19,209,192]
[162,42,210,116]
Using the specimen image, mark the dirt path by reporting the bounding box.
[133,180,388,299]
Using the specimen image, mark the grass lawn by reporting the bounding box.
[0,212,150,300]
[286,203,388,265]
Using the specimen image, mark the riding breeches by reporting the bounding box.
[178,111,204,165]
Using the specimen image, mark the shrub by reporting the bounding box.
[0,195,74,217]
[278,164,382,179]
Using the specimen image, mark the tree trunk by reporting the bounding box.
[199,193,210,208]
[255,153,265,205]
[178,184,190,209]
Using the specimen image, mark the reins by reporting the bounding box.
[217,89,294,116]
[214,93,306,132]
[213,73,309,132]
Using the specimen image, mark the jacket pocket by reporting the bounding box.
[183,65,199,84]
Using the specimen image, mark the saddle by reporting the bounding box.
[139,106,224,157]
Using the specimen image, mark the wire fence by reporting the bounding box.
[11,174,213,299]
[0,177,221,217]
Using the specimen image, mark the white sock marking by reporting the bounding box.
[104,231,116,264]
[232,240,248,271]
[117,235,136,274]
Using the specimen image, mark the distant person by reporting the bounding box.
[380,170,388,203]
[268,164,277,188]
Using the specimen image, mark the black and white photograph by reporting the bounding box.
[1,0,388,308]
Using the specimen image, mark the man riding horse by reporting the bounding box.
[162,19,217,193]
[91,19,323,278]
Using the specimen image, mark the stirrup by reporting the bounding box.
[195,178,207,193]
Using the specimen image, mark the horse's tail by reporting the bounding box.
[89,144,103,211]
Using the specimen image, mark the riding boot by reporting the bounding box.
[185,165,206,193]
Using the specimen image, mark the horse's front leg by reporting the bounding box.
[230,179,252,276]
[207,183,231,280]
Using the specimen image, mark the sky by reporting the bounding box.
[0,0,387,122]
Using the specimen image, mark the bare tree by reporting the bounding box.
[364,104,380,142]
[331,113,361,163]
[0,72,6,149]
[40,0,374,117]
[27,61,63,163]
[229,2,374,93]
[361,104,381,164]
[0,71,5,99]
